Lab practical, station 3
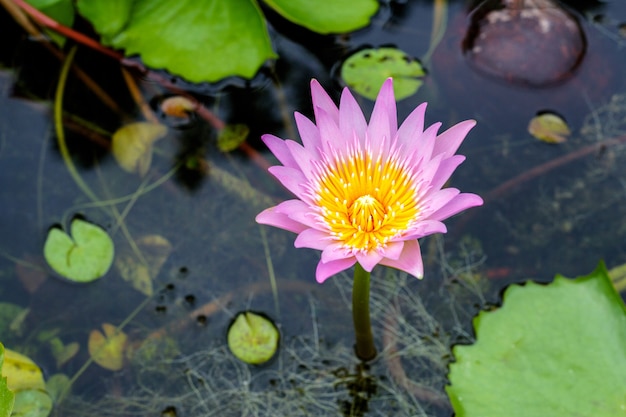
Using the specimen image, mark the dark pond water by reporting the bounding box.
[1,1,626,416]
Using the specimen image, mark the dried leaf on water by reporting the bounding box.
[161,96,196,118]
[528,112,571,144]
[115,234,173,296]
[112,122,168,176]
[88,323,128,371]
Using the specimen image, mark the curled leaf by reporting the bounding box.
[528,111,571,144]
[227,312,279,365]
[88,323,128,371]
[161,96,196,118]
[112,122,168,176]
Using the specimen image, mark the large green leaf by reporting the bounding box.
[75,0,131,41]
[25,0,74,46]
[446,263,626,416]
[262,0,379,34]
[0,344,15,417]
[77,0,276,82]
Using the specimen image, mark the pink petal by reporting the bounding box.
[402,220,447,240]
[256,207,308,234]
[379,239,424,279]
[355,251,385,272]
[274,199,318,228]
[295,228,334,250]
[339,87,367,143]
[411,122,441,165]
[315,107,345,155]
[381,240,404,260]
[321,242,352,263]
[423,188,460,214]
[294,112,322,156]
[432,119,476,159]
[285,140,314,177]
[428,193,483,222]
[396,102,427,148]
[262,134,298,169]
[311,79,339,125]
[367,78,397,152]
[428,155,465,191]
[316,257,357,283]
[268,166,307,198]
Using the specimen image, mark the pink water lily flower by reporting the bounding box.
[256,78,483,283]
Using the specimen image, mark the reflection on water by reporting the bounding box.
[1,1,626,416]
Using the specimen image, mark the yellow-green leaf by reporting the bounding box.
[528,112,571,144]
[227,312,279,365]
[88,323,127,371]
[112,122,168,176]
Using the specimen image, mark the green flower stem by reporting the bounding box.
[352,263,377,361]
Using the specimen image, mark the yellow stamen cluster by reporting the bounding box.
[316,147,420,251]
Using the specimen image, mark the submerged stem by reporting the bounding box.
[352,263,377,361]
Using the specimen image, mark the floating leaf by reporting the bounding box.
[12,389,52,417]
[112,122,168,176]
[75,0,131,40]
[78,0,276,82]
[161,96,196,119]
[262,0,379,34]
[44,374,71,403]
[446,262,626,417]
[217,124,250,152]
[528,111,571,144]
[43,218,114,283]
[2,349,46,392]
[0,304,27,342]
[49,338,79,368]
[227,312,279,365]
[0,344,15,417]
[25,0,74,46]
[88,323,127,371]
[115,234,173,296]
[341,47,426,100]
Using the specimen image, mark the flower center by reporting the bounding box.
[314,147,420,252]
[348,194,385,233]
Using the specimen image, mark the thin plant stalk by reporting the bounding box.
[352,263,377,361]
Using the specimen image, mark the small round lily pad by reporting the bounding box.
[340,47,426,100]
[43,218,114,283]
[227,311,279,365]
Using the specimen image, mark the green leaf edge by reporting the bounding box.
[446,261,626,415]
[0,343,15,417]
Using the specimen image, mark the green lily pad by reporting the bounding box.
[446,262,626,417]
[43,218,114,283]
[0,344,15,417]
[77,0,276,82]
[262,0,379,34]
[227,312,279,365]
[341,47,426,100]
